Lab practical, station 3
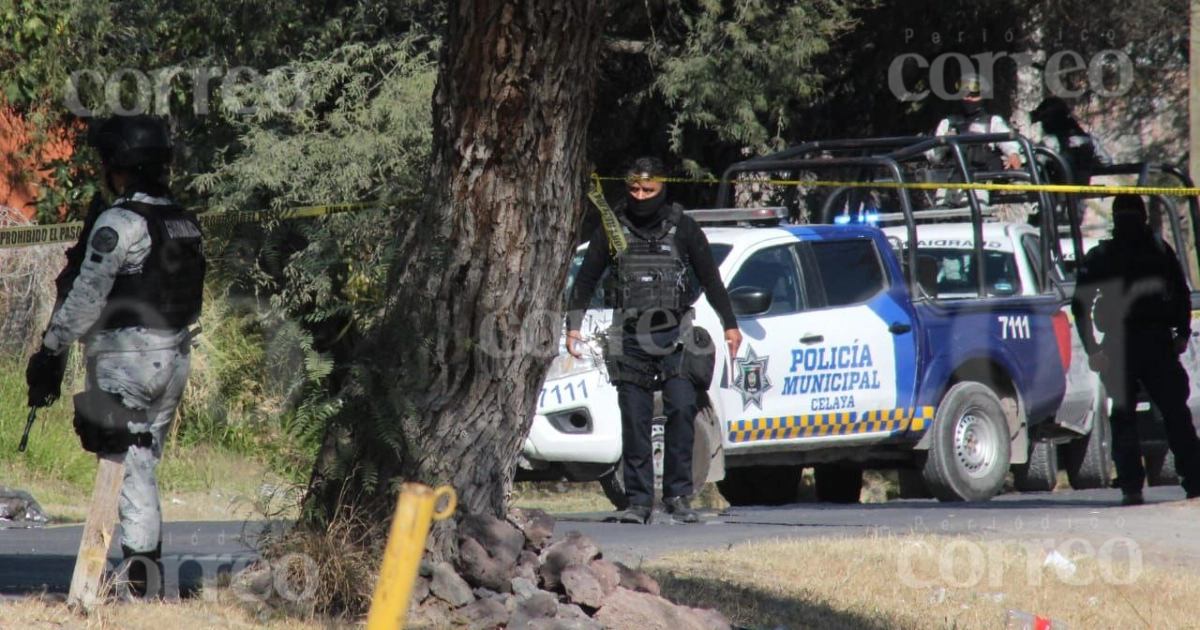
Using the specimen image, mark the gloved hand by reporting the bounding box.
[26,346,68,408]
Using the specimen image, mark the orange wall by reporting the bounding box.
[0,109,75,220]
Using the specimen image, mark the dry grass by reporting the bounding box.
[0,592,355,629]
[651,533,1197,630]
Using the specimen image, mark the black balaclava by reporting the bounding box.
[1112,196,1150,240]
[626,186,668,225]
[961,99,983,117]
[1112,212,1148,239]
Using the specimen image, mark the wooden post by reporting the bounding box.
[67,455,124,613]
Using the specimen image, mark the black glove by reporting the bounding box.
[26,346,68,408]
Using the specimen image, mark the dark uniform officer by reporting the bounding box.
[1070,194,1200,505]
[566,157,742,524]
[25,114,206,597]
[1031,96,1112,185]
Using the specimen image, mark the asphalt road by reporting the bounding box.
[2,486,1197,600]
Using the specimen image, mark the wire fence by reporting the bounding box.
[0,207,63,357]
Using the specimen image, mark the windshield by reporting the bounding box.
[565,243,733,308]
[916,247,1023,297]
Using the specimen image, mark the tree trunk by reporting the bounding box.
[305,0,608,559]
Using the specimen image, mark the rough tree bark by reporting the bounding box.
[304,0,609,558]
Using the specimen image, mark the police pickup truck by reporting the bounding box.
[883,221,1111,494]
[518,203,1074,505]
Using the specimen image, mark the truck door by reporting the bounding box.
[799,237,920,420]
[719,236,921,447]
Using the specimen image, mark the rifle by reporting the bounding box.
[18,407,37,452]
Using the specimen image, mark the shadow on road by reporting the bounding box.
[0,552,244,600]
[655,571,910,630]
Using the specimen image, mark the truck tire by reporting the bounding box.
[599,464,630,511]
[691,404,718,489]
[1146,448,1179,487]
[923,382,1012,502]
[814,465,863,503]
[1012,441,1058,492]
[1061,390,1113,490]
[717,465,802,506]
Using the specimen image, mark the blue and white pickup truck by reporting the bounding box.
[884,221,1111,493]
[518,205,1075,504]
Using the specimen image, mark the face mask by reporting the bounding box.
[627,190,666,219]
[961,100,983,116]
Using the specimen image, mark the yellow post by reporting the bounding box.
[366,483,456,630]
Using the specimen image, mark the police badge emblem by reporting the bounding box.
[733,346,771,410]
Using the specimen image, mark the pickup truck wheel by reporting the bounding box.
[717,465,802,506]
[1012,441,1058,492]
[814,465,863,503]
[923,382,1011,502]
[1061,388,1114,490]
[598,426,664,511]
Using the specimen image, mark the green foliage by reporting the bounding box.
[0,357,95,488]
[192,38,436,211]
[655,0,859,158]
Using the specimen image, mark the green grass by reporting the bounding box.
[0,287,314,523]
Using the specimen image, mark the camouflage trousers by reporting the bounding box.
[88,345,191,554]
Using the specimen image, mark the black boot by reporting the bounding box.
[121,543,163,600]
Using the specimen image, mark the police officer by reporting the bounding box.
[1070,194,1200,505]
[25,114,206,597]
[566,157,742,524]
[925,73,1023,206]
[1031,96,1112,184]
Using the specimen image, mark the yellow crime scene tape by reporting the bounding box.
[0,200,385,250]
[591,175,1200,197]
[10,173,1193,252]
[587,176,628,257]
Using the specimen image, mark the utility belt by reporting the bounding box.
[603,309,716,391]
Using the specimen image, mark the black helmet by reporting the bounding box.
[88,115,172,168]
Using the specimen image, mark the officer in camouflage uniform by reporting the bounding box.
[25,114,206,598]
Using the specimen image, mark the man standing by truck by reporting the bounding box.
[1071,194,1200,505]
[566,156,741,524]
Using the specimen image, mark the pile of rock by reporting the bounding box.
[408,507,731,629]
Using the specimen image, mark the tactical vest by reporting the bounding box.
[90,200,206,334]
[607,205,690,315]
[947,113,1003,170]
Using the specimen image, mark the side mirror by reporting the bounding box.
[730,286,772,317]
